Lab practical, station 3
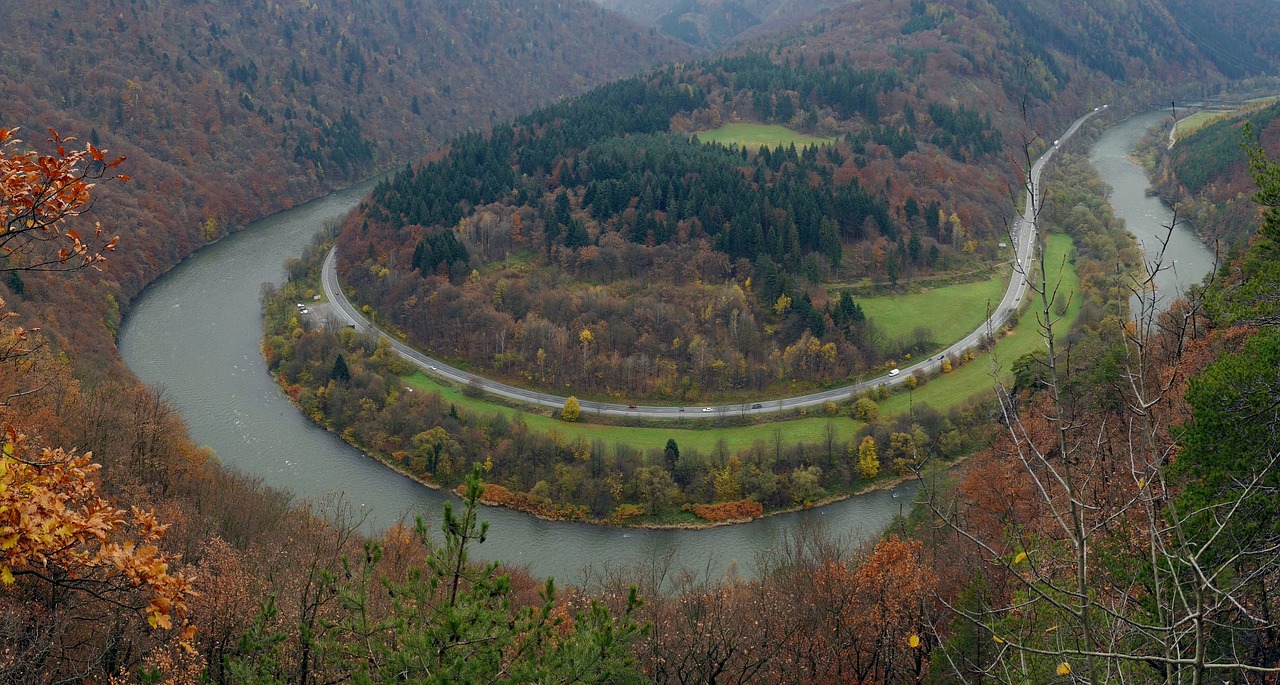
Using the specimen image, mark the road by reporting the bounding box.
[320,107,1103,419]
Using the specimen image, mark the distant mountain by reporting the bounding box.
[595,0,847,47]
[0,0,696,309]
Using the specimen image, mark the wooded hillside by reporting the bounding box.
[0,0,694,369]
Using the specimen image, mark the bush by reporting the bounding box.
[682,499,764,522]
[561,396,581,421]
[852,397,880,421]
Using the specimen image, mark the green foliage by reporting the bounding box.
[1206,127,1280,325]
[1172,329,1280,560]
[331,353,351,383]
[225,595,290,685]
[323,466,648,683]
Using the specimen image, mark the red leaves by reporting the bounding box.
[1,126,125,274]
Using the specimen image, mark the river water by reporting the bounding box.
[117,180,915,583]
[1087,109,1217,314]
[119,111,1210,583]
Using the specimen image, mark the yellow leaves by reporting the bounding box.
[1,435,193,635]
[1056,662,1072,676]
[993,635,1005,644]
[908,634,921,648]
[1013,551,1028,564]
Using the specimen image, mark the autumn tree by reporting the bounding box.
[1,129,194,680]
[561,395,581,421]
[856,435,879,480]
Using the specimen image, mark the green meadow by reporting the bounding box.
[694,123,836,150]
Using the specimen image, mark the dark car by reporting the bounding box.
[628,404,637,409]
[751,403,763,409]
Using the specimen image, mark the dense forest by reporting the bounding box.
[1145,99,1280,250]
[0,0,694,371]
[5,0,1280,680]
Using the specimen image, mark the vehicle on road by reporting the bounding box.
[628,404,637,409]
[702,407,713,412]
[751,403,762,409]
[889,368,900,376]
[428,365,436,371]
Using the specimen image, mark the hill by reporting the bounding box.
[1151,99,1280,249]
[596,0,850,48]
[0,0,695,366]
[334,0,1280,403]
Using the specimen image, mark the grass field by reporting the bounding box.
[695,123,836,150]
[878,233,1079,415]
[400,234,1080,456]
[403,372,863,455]
[1174,97,1279,140]
[854,267,1011,349]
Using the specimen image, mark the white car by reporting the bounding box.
[702,407,713,412]
[889,369,900,377]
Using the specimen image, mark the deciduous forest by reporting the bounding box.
[4,0,1280,681]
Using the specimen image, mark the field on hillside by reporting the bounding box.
[694,123,836,150]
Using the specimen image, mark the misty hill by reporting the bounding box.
[595,0,847,47]
[0,0,695,318]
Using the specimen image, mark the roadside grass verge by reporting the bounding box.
[403,371,864,455]
[877,233,1080,415]
[694,123,835,150]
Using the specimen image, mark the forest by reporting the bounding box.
[262,150,1144,526]
[5,0,1280,680]
[1144,99,1280,251]
[337,51,1015,401]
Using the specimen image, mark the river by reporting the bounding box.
[1087,109,1216,315]
[118,110,1211,583]
[117,179,915,583]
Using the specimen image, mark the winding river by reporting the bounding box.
[1087,109,1216,314]
[119,110,1212,583]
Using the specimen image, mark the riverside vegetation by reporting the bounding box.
[8,0,1280,679]
[260,145,1137,526]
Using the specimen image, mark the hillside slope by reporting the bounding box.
[0,0,695,364]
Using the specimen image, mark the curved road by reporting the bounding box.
[321,107,1103,419]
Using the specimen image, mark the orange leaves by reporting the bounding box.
[0,127,125,274]
[1,425,194,638]
[682,498,764,522]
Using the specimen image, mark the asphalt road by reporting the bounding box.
[320,107,1103,419]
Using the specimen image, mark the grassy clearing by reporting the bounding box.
[1174,97,1279,140]
[877,233,1080,415]
[853,268,1011,347]
[400,234,1078,454]
[404,372,863,455]
[694,123,835,150]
